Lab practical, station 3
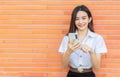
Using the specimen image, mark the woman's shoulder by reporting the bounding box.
[90,31,103,39]
[62,35,69,40]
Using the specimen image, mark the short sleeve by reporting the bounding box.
[94,35,107,54]
[58,36,69,54]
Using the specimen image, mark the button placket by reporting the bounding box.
[78,54,83,68]
[80,55,82,57]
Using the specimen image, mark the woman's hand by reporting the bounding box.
[68,39,81,53]
[80,44,93,54]
[80,44,101,69]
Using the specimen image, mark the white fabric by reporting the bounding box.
[58,29,107,68]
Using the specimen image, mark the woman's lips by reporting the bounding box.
[78,25,84,28]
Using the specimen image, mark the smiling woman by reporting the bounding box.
[58,5,107,77]
[75,11,92,31]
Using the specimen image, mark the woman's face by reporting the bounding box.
[75,11,91,31]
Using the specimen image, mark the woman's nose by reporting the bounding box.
[79,20,83,23]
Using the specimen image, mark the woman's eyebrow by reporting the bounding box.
[82,16,87,17]
[76,16,87,18]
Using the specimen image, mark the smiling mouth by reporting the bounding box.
[78,25,84,28]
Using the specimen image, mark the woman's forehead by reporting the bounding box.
[76,11,88,17]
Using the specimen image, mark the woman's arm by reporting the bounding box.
[62,40,81,68]
[62,48,72,68]
[89,51,101,69]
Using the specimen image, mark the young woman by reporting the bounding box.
[59,5,107,77]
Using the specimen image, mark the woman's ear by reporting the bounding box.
[89,17,92,23]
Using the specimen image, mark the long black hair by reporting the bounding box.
[68,5,94,34]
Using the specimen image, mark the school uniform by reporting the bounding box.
[58,29,107,77]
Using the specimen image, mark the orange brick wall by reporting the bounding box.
[0,0,120,77]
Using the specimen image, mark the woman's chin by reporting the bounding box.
[78,27,86,31]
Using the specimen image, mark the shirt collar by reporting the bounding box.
[87,29,96,38]
[75,29,96,38]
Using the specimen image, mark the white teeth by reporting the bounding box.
[79,25,82,27]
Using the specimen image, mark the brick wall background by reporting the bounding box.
[0,0,120,77]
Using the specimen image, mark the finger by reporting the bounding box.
[69,39,75,44]
[68,42,79,51]
[80,44,88,49]
[73,41,80,47]
[80,46,88,53]
[72,43,81,51]
[74,43,81,49]
[68,40,70,43]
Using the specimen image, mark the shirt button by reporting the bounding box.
[79,64,82,66]
[80,55,82,57]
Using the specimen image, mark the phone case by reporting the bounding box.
[68,33,77,42]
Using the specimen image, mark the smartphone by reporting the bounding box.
[68,33,78,43]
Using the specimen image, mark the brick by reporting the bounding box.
[0,10,64,15]
[0,5,47,10]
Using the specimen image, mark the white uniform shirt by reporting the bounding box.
[58,29,107,69]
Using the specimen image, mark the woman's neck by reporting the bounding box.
[78,29,88,37]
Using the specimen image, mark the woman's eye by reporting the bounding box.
[82,18,86,20]
[75,18,79,20]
